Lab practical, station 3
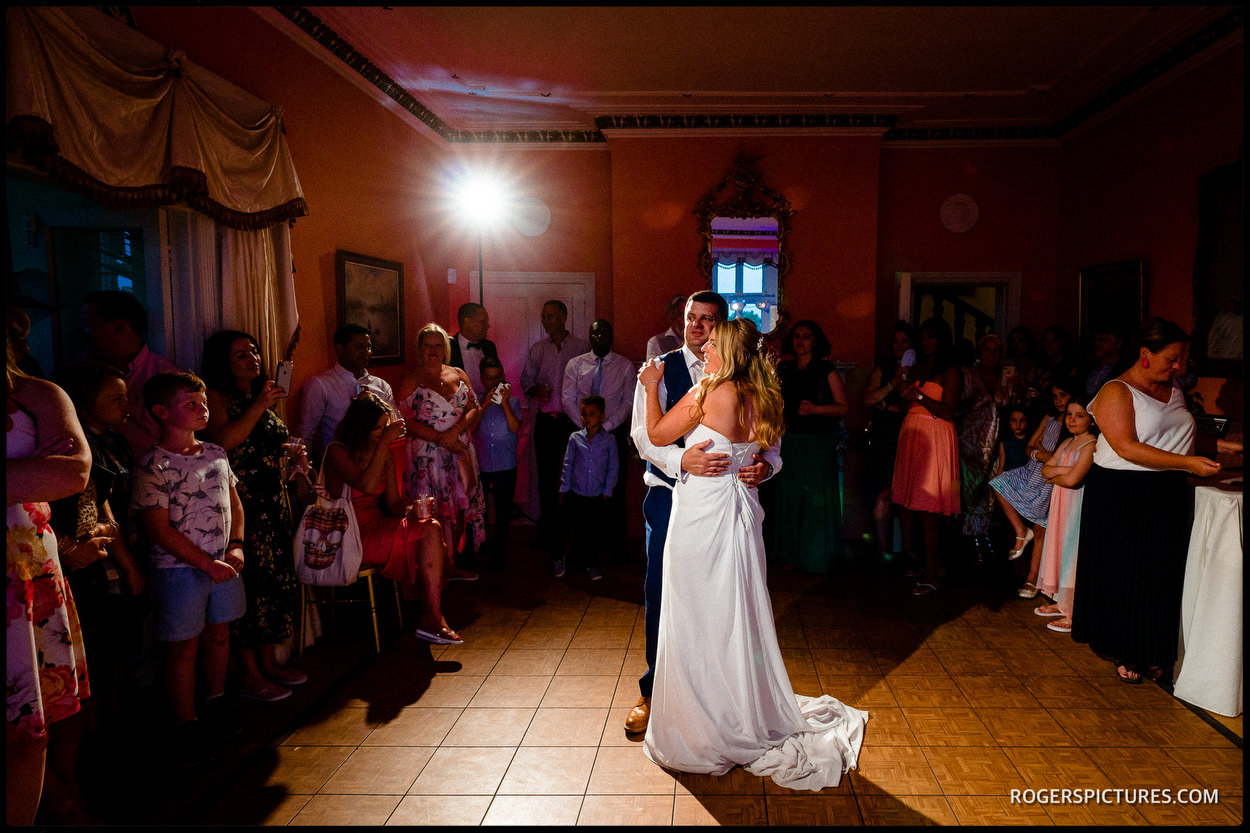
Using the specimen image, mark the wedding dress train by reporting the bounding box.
[643,425,868,791]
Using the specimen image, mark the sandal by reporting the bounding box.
[1017,582,1038,599]
[1046,617,1072,633]
[911,581,939,596]
[1145,666,1166,683]
[1116,664,1143,685]
[1034,603,1064,617]
[416,626,464,646]
[1007,530,1034,561]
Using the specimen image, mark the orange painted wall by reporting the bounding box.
[608,136,881,369]
[1058,43,1243,332]
[876,145,1062,340]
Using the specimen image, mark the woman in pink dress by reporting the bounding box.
[322,392,462,646]
[891,318,961,595]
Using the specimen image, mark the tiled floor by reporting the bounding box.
[178,527,1241,825]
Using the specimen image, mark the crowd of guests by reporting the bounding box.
[864,314,1239,689]
[5,287,1241,822]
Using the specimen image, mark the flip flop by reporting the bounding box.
[1046,618,1072,633]
[1116,664,1143,685]
[1034,604,1064,617]
[416,627,464,646]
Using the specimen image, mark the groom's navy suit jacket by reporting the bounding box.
[644,348,696,488]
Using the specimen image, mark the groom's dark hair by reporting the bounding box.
[687,291,729,322]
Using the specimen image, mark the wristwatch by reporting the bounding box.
[917,392,925,401]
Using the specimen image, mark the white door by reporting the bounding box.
[474,271,595,522]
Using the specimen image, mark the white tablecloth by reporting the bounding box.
[1173,478,1243,717]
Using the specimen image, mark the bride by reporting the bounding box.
[637,317,868,791]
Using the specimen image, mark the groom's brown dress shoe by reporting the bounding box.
[624,696,651,733]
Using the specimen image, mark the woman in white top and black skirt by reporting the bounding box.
[1070,318,1222,684]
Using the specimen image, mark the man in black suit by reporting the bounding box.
[449,302,497,398]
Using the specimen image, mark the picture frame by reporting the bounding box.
[336,250,404,365]
[1077,258,1146,355]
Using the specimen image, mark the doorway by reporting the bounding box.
[897,271,1021,357]
[473,270,596,523]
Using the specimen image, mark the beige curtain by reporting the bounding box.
[6,6,307,230]
[162,208,299,379]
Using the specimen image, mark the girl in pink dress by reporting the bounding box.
[322,393,462,646]
[1035,398,1099,633]
[891,318,961,595]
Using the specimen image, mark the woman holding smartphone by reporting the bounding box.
[201,329,309,702]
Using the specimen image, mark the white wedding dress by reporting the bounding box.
[643,424,869,791]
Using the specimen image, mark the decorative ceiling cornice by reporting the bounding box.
[596,113,898,133]
[277,6,1241,146]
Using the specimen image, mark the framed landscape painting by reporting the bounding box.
[336,250,404,365]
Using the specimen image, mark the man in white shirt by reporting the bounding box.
[623,291,782,735]
[562,319,635,553]
[645,294,688,361]
[298,324,396,458]
[520,300,589,545]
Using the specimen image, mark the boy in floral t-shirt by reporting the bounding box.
[132,372,245,766]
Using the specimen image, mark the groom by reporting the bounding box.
[625,290,782,733]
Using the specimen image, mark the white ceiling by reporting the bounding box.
[259,6,1240,140]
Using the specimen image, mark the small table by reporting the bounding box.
[1173,473,1243,717]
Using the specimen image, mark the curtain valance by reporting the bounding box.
[6,7,307,231]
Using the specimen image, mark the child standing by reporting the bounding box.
[556,395,619,581]
[995,406,1031,475]
[471,357,522,570]
[1034,397,1099,634]
[132,372,246,767]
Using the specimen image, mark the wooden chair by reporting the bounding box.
[298,566,403,654]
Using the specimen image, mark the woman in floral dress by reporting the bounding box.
[956,334,1013,560]
[6,341,92,825]
[202,330,307,702]
[397,324,484,580]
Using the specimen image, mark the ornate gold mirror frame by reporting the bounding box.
[693,150,795,301]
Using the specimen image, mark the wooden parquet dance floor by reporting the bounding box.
[92,526,1242,826]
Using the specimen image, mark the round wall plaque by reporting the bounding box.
[940,193,979,233]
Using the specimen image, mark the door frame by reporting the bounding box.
[897,271,1021,334]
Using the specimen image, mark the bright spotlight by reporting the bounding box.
[455,173,510,227]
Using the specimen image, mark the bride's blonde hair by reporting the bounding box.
[694,318,786,450]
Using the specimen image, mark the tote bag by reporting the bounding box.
[294,447,364,586]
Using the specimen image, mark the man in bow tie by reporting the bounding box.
[449,302,498,398]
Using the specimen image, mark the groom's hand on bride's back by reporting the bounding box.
[737,454,772,488]
[682,439,730,477]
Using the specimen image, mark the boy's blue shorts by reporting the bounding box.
[150,566,246,642]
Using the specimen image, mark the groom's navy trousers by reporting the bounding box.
[637,349,693,699]
[639,484,673,699]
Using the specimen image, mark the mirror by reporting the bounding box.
[694,151,795,333]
